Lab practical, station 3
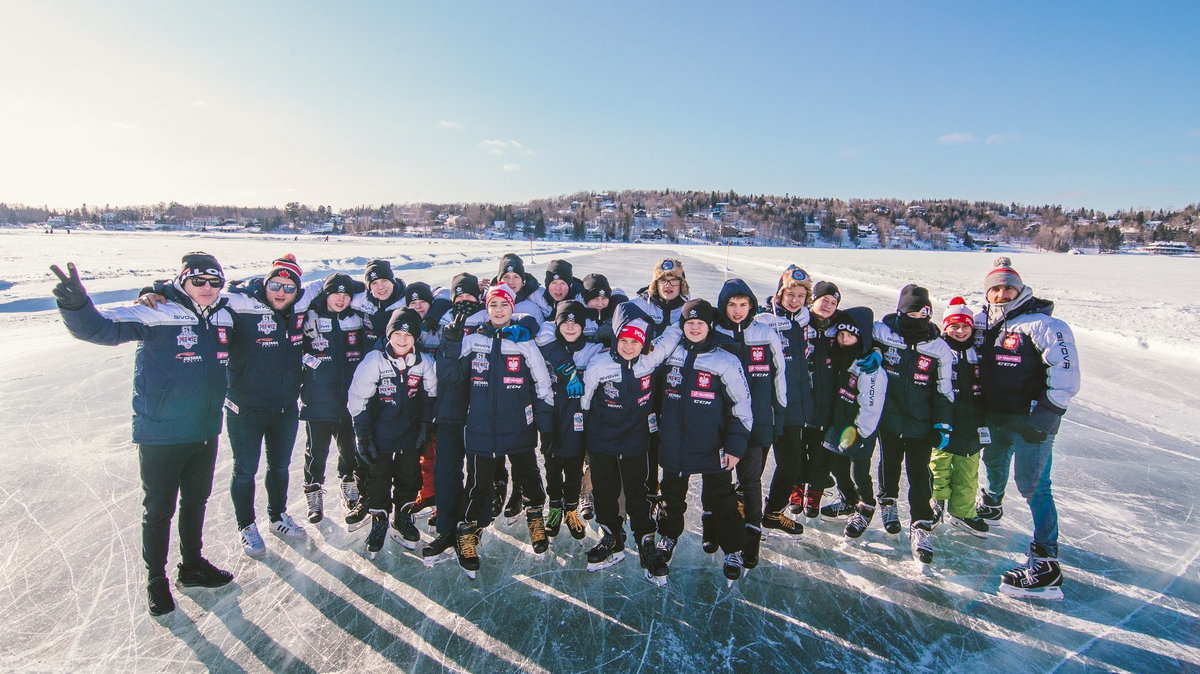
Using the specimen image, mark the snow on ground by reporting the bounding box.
[0,232,1197,672]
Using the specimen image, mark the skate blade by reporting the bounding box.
[412,509,435,521]
[725,578,738,588]
[346,520,370,532]
[460,567,477,580]
[950,519,988,539]
[368,550,380,560]
[422,550,456,567]
[389,531,418,550]
[763,529,803,540]
[586,552,626,572]
[998,583,1063,600]
[643,569,668,587]
[504,515,522,527]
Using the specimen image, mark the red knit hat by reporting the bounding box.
[942,296,974,328]
[485,284,516,309]
[267,254,302,284]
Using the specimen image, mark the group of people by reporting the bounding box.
[51,247,1079,616]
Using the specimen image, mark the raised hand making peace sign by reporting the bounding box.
[50,262,89,310]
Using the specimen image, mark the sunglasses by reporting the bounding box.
[187,277,225,288]
[787,267,808,281]
[267,281,298,294]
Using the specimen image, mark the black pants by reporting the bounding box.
[795,425,832,490]
[877,432,934,523]
[764,425,804,513]
[462,450,545,526]
[590,452,655,540]
[829,452,877,507]
[227,404,299,529]
[364,450,422,512]
[734,445,766,526]
[544,450,585,506]
[139,439,218,580]
[302,415,359,486]
[433,423,466,537]
[657,471,744,554]
[644,434,662,495]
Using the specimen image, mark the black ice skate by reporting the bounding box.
[722,551,744,587]
[526,507,549,554]
[844,503,875,539]
[586,526,625,571]
[909,521,933,564]
[701,511,718,554]
[762,510,803,538]
[742,524,762,570]
[455,521,483,580]
[366,510,388,558]
[421,531,456,566]
[880,498,901,534]
[304,483,325,524]
[976,489,1004,522]
[819,498,855,521]
[638,533,668,587]
[390,504,421,550]
[950,514,989,538]
[999,544,1063,600]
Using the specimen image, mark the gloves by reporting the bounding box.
[500,324,532,342]
[856,350,882,374]
[556,361,584,398]
[933,423,952,451]
[422,315,440,336]
[355,436,378,467]
[838,426,859,451]
[414,422,431,451]
[1023,398,1065,443]
[50,263,89,311]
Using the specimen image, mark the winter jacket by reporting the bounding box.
[976,293,1080,435]
[629,291,687,339]
[657,335,754,476]
[714,279,788,446]
[820,307,887,461]
[759,298,814,428]
[489,273,543,318]
[538,335,604,458]
[580,327,682,459]
[222,280,306,412]
[444,322,555,456]
[347,345,437,454]
[298,300,366,421]
[59,287,234,445]
[351,289,405,347]
[942,337,987,456]
[805,311,842,430]
[432,307,488,425]
[873,313,955,439]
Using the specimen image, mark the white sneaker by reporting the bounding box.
[240,523,266,557]
[270,512,307,540]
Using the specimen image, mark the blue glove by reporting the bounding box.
[933,423,952,451]
[856,350,882,374]
[500,324,532,342]
[556,361,584,397]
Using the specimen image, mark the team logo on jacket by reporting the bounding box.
[883,346,902,366]
[916,355,932,372]
[604,381,619,399]
[408,375,422,396]
[641,375,652,391]
[666,366,683,388]
[379,378,397,396]
[506,356,521,372]
[472,353,489,373]
[696,371,712,390]
[1002,333,1020,351]
[217,327,228,344]
[294,315,304,330]
[750,346,766,363]
[257,315,277,335]
[177,326,198,349]
[347,332,358,346]
[311,335,330,352]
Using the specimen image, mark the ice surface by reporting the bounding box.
[0,232,1197,671]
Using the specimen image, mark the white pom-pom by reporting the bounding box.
[993,256,1012,267]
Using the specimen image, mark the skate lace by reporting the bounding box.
[342,479,360,501]
[305,489,324,510]
[848,513,867,529]
[882,504,898,523]
[546,508,563,529]
[458,531,478,557]
[528,515,547,543]
[912,527,932,551]
[724,551,743,567]
[657,537,676,555]
[564,509,584,532]
[368,516,388,542]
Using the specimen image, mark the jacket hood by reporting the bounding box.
[835,306,875,357]
[717,278,759,330]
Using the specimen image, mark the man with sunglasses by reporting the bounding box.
[51,252,236,617]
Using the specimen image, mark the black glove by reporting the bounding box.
[414,422,431,451]
[1022,397,1065,443]
[355,436,378,467]
[421,315,440,335]
[50,263,89,311]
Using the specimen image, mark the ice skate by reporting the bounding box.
[455,521,482,579]
[638,534,668,586]
[578,490,595,520]
[340,477,360,510]
[366,510,388,558]
[909,521,933,564]
[880,498,901,534]
[421,531,456,566]
[950,514,989,538]
[976,489,1003,522]
[786,485,804,516]
[844,503,875,539]
[563,505,587,542]
[410,496,435,520]
[742,524,762,570]
[999,544,1063,600]
[586,526,625,571]
[270,512,307,540]
[930,499,946,527]
[819,498,855,521]
[803,487,823,520]
[304,483,325,524]
[526,507,549,554]
[345,501,370,531]
[239,522,266,557]
[503,484,524,525]
[722,551,744,587]
[390,504,421,550]
[545,500,563,538]
[762,510,803,538]
[490,480,506,520]
[656,535,678,563]
[701,511,718,554]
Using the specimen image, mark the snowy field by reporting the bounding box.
[1,230,1198,672]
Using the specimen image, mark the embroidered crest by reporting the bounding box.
[603,381,619,399]
[177,325,198,349]
[257,314,277,335]
[311,335,330,352]
[347,332,358,345]
[916,355,932,372]
[217,327,228,344]
[1002,333,1020,351]
[750,346,766,363]
[641,375,652,391]
[666,366,683,388]
[378,378,397,396]
[506,356,521,372]
[471,353,489,373]
[883,346,902,366]
[696,371,712,390]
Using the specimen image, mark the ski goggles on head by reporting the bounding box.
[659,259,677,271]
[785,266,809,281]
[187,277,225,288]
[266,280,298,294]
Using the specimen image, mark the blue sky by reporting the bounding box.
[2,1,1197,212]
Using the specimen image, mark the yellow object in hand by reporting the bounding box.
[839,426,858,450]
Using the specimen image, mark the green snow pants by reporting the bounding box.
[929,449,980,519]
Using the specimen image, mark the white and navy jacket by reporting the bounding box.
[759,298,814,428]
[873,314,955,438]
[820,307,887,460]
[714,279,788,446]
[347,346,437,454]
[299,303,366,422]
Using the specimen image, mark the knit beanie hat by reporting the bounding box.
[554,300,586,327]
[364,259,395,285]
[386,308,422,338]
[617,318,649,346]
[266,253,301,285]
[178,252,224,283]
[544,259,574,288]
[897,284,933,317]
[581,273,612,302]
[775,265,813,303]
[650,258,689,297]
[450,272,481,301]
[984,256,1025,294]
[486,284,516,309]
[322,273,354,295]
[942,296,974,328]
[497,253,526,280]
[812,281,841,303]
[679,298,715,327]
[404,282,434,306]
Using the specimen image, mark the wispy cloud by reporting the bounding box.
[480,139,525,155]
[502,163,520,172]
[985,133,1019,145]
[437,120,464,130]
[938,132,976,145]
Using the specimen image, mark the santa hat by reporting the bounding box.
[485,284,516,309]
[266,254,302,285]
[942,297,974,328]
[984,256,1025,294]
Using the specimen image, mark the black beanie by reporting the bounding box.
[544,259,574,287]
[404,281,434,306]
[897,284,932,317]
[812,281,841,302]
[386,308,422,338]
[554,300,587,326]
[497,253,525,280]
[450,272,481,300]
[178,251,224,283]
[364,259,395,285]
[323,273,355,295]
[581,273,612,302]
[679,298,716,327]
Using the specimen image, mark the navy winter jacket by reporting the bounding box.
[873,313,955,439]
[538,336,603,458]
[347,345,437,454]
[299,298,366,421]
[223,279,306,412]
[714,279,788,446]
[760,298,814,428]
